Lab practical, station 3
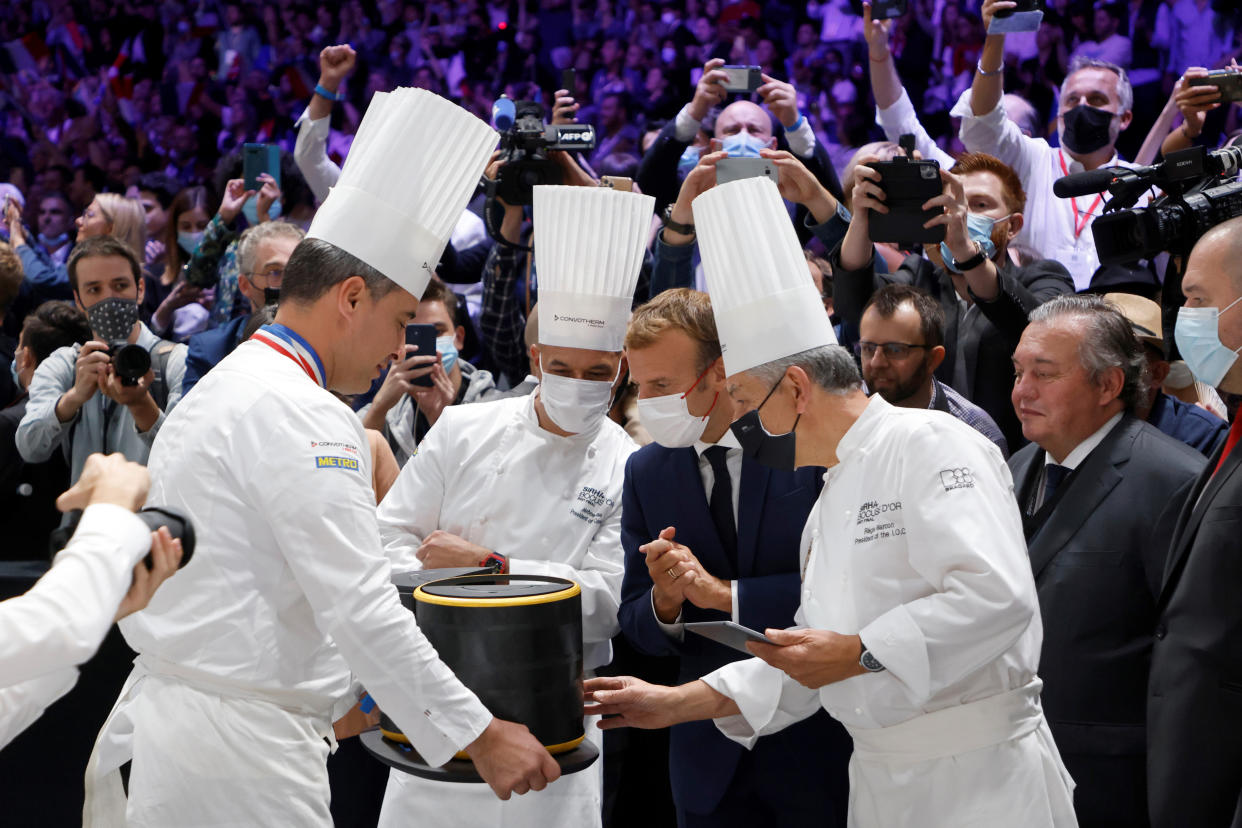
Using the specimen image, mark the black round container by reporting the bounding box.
[380,574,585,756]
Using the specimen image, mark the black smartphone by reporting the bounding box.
[404,323,438,387]
[993,0,1044,17]
[867,156,945,246]
[1188,70,1242,103]
[720,65,763,94]
[561,68,576,94]
[243,143,280,191]
[869,0,909,19]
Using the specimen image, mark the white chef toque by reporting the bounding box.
[533,185,655,351]
[306,88,498,298]
[693,176,837,376]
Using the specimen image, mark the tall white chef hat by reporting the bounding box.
[693,176,837,376]
[306,88,497,298]
[533,185,655,352]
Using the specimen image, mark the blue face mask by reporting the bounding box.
[677,144,701,177]
[436,335,459,375]
[177,230,205,255]
[242,197,282,227]
[721,132,769,158]
[8,353,20,390]
[940,212,1006,272]
[1174,296,1242,388]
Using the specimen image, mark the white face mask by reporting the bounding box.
[637,391,713,447]
[538,356,620,434]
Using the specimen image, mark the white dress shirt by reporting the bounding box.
[1030,411,1124,511]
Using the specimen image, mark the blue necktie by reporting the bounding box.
[704,445,738,570]
[1043,463,1070,507]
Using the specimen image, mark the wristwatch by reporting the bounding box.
[945,241,988,274]
[479,552,509,574]
[859,643,886,673]
[661,203,695,236]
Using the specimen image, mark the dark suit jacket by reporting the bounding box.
[618,444,851,819]
[1147,390,1229,458]
[635,118,845,240]
[1148,424,1242,828]
[830,248,1074,451]
[1010,416,1205,826]
[182,314,249,396]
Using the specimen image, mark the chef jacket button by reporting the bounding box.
[854,707,863,716]
[588,446,597,458]
[1154,623,1167,640]
[885,634,896,646]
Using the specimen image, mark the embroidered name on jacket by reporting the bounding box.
[316,455,360,471]
[571,485,614,524]
[854,500,905,544]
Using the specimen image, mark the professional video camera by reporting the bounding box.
[1053,144,1242,266]
[487,97,596,207]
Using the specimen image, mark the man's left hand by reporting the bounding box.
[759,148,837,223]
[922,169,973,263]
[417,530,490,568]
[757,74,801,128]
[100,366,155,408]
[410,361,455,426]
[745,629,866,689]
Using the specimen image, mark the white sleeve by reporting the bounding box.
[876,89,955,169]
[256,401,490,767]
[857,425,1036,704]
[0,669,78,750]
[784,117,817,159]
[507,500,625,646]
[951,90,1044,182]
[673,104,702,144]
[293,113,342,205]
[700,655,822,749]
[0,504,150,687]
[376,413,452,571]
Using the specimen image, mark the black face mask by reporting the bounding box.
[730,376,802,471]
[1061,104,1114,155]
[262,287,280,307]
[86,296,140,342]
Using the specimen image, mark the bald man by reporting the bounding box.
[636,58,843,220]
[1147,218,1242,828]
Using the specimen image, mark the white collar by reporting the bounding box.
[693,425,741,458]
[1045,411,1124,470]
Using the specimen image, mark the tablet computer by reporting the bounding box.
[685,621,776,654]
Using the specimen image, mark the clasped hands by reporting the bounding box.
[642,526,732,622]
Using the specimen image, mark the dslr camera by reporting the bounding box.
[106,341,152,387]
[489,98,596,206]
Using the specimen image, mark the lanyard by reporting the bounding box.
[1058,151,1103,240]
[252,323,326,387]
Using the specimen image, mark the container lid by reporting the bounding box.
[414,575,580,608]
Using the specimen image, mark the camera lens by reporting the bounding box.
[112,343,151,383]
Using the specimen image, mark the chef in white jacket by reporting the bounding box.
[0,454,180,751]
[83,89,560,828]
[586,177,1078,828]
[375,184,651,828]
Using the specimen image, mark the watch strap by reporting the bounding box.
[480,552,509,574]
[947,241,987,274]
[661,204,695,236]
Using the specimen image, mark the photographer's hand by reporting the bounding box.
[1175,68,1220,140]
[760,148,837,222]
[56,341,109,423]
[100,366,161,432]
[664,150,726,246]
[5,198,25,247]
[922,169,1000,300]
[218,178,256,227]
[551,89,579,125]
[838,157,886,271]
[255,173,283,223]
[484,151,525,243]
[757,74,801,130]
[689,58,729,123]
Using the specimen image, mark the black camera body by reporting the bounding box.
[106,341,151,386]
[868,134,944,246]
[492,100,596,206]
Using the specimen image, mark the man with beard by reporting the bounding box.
[832,151,1073,451]
[859,284,1008,457]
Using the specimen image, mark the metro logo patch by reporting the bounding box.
[315,455,360,471]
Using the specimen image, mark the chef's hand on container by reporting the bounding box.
[466,717,561,800]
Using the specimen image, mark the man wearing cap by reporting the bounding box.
[83,89,558,826]
[373,184,650,828]
[619,287,852,827]
[1106,292,1229,457]
[1008,294,1205,826]
[585,176,1076,827]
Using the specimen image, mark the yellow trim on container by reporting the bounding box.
[413,576,581,608]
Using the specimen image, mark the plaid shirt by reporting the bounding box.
[479,241,534,386]
[931,378,1010,458]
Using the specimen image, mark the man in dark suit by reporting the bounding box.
[1148,220,1242,828]
[1009,294,1206,827]
[831,151,1074,451]
[619,289,851,827]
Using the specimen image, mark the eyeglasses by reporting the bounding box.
[257,267,283,282]
[854,341,930,360]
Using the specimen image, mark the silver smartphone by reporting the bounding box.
[720,65,763,93]
[685,621,776,654]
[715,157,780,186]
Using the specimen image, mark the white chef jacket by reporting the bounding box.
[0,504,150,750]
[375,392,636,828]
[953,95,1148,290]
[702,396,1076,827]
[83,337,493,827]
